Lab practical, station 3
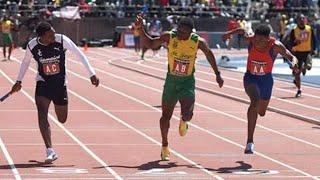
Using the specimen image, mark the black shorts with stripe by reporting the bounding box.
[35,81,68,105]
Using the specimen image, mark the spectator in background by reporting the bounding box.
[149,14,162,57]
[0,15,14,61]
[226,15,239,50]
[166,15,179,30]
[237,15,247,50]
[279,14,288,42]
[314,14,320,57]
[130,22,141,54]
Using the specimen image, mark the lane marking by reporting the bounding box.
[70,54,320,179]
[1,59,123,180]
[36,168,88,174]
[135,168,187,176]
[68,69,319,179]
[67,72,224,180]
[0,136,22,180]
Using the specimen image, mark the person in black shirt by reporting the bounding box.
[10,22,99,163]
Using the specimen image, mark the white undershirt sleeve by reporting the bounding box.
[62,35,96,77]
[17,46,33,82]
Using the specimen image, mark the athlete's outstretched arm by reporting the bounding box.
[198,39,224,87]
[135,14,169,49]
[11,47,33,93]
[274,41,299,71]
[63,35,99,87]
[222,27,253,44]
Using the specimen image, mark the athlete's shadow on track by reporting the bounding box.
[204,161,252,173]
[0,160,74,169]
[94,160,194,170]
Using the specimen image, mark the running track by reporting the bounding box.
[0,47,319,179]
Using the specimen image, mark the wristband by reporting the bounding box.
[16,81,22,84]
[215,71,221,76]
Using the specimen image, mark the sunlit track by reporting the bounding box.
[95,48,320,96]
[0,135,22,180]
[12,49,225,179]
[65,56,319,179]
[98,47,320,95]
[2,57,123,180]
[83,48,320,125]
[66,49,320,178]
[0,47,319,179]
[69,52,320,150]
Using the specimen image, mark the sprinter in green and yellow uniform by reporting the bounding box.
[0,15,14,61]
[135,15,224,161]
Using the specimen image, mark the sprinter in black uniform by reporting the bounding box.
[11,22,99,163]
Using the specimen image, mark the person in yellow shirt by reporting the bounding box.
[130,22,141,54]
[135,14,224,161]
[0,15,14,61]
[289,14,316,98]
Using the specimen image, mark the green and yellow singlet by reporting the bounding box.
[1,20,13,34]
[167,30,200,77]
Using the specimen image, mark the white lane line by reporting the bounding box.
[0,136,22,180]
[120,58,320,110]
[68,70,224,180]
[4,58,123,180]
[71,56,320,179]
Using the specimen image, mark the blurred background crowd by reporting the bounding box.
[0,0,319,51]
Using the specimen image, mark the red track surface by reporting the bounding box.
[0,47,319,179]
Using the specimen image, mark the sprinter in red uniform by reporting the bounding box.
[223,24,299,154]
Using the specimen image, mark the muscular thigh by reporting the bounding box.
[179,96,195,121]
[244,73,273,100]
[36,81,68,106]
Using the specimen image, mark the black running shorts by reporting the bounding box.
[35,81,68,105]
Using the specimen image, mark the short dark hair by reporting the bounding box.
[178,17,194,30]
[35,22,52,36]
[254,24,270,36]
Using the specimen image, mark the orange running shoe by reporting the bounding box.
[179,120,188,136]
[160,146,170,161]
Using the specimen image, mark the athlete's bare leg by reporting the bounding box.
[294,72,301,90]
[160,101,177,147]
[179,97,195,122]
[8,43,12,60]
[54,104,68,123]
[245,84,260,143]
[3,46,6,60]
[35,96,52,148]
[258,99,270,117]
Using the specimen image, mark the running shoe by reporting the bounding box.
[244,142,254,154]
[179,120,188,136]
[45,148,58,164]
[295,90,302,98]
[161,146,170,161]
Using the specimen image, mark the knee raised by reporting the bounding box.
[58,115,67,124]
[181,112,193,121]
[258,112,266,117]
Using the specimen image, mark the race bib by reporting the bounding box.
[250,60,267,75]
[299,31,309,42]
[43,63,60,75]
[173,58,190,76]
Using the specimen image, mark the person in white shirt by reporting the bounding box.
[10,22,99,163]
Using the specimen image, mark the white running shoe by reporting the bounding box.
[45,148,58,163]
[244,142,254,154]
